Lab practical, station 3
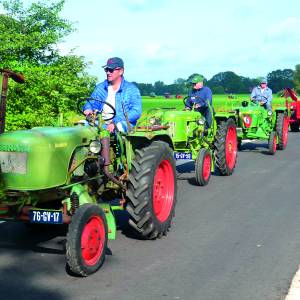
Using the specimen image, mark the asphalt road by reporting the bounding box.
[1,133,300,300]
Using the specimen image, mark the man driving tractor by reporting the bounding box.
[250,78,273,113]
[184,73,213,132]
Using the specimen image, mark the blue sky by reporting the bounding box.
[3,0,300,83]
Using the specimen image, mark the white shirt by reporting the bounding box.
[102,85,117,123]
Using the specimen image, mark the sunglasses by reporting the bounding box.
[104,67,122,73]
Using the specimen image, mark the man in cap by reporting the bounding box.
[250,78,272,113]
[184,73,213,131]
[83,57,142,133]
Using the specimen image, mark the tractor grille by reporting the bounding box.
[0,152,27,174]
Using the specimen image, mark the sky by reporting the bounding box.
[2,0,300,83]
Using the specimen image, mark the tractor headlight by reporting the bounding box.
[267,111,272,116]
[197,119,205,125]
[89,141,102,154]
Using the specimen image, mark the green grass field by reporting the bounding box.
[142,94,289,113]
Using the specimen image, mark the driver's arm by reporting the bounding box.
[113,86,142,124]
[83,84,105,114]
[250,87,257,100]
[267,88,273,103]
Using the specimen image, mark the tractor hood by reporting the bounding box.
[0,126,98,190]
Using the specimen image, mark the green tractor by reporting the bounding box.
[0,70,177,276]
[234,97,289,154]
[140,100,238,186]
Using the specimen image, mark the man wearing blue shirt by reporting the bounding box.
[83,57,142,133]
[184,74,213,130]
[250,78,272,113]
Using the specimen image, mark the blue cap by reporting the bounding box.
[260,78,267,83]
[102,57,124,69]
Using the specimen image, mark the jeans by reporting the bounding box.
[197,106,212,129]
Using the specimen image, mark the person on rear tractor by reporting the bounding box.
[83,57,142,133]
[184,74,213,131]
[83,57,142,169]
[250,78,272,113]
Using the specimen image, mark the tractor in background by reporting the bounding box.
[284,88,300,132]
[234,98,289,154]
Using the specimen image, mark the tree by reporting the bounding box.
[208,71,243,93]
[267,69,295,93]
[294,64,300,94]
[0,0,96,130]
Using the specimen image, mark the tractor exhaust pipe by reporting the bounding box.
[101,137,126,190]
[0,69,25,133]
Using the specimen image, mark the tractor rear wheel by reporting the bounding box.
[195,148,211,186]
[268,131,277,155]
[126,141,177,239]
[66,204,107,276]
[276,112,289,150]
[214,119,238,175]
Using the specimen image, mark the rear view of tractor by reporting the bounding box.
[0,70,177,276]
[284,88,300,132]
[235,99,289,154]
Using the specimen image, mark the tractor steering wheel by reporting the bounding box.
[183,96,193,108]
[252,95,268,105]
[77,97,116,122]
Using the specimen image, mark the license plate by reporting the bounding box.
[29,209,63,224]
[174,152,192,160]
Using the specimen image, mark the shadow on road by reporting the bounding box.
[0,222,67,299]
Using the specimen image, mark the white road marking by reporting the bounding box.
[0,221,5,224]
[285,265,300,300]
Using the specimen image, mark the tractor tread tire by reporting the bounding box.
[276,112,288,150]
[214,119,237,176]
[126,141,177,240]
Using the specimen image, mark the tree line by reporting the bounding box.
[0,0,300,131]
[134,69,296,97]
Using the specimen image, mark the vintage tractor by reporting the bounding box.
[140,100,238,186]
[0,70,178,276]
[283,88,300,132]
[234,97,289,154]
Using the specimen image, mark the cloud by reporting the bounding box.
[266,17,300,41]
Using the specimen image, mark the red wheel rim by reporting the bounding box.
[282,116,289,147]
[81,215,105,266]
[202,153,211,181]
[225,126,237,170]
[153,159,175,223]
[273,133,277,153]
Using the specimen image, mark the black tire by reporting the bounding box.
[66,204,108,276]
[214,119,238,175]
[126,141,177,239]
[268,131,277,155]
[290,122,299,132]
[276,112,289,150]
[195,148,211,186]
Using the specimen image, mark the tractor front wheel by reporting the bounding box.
[276,112,289,150]
[195,148,211,186]
[66,204,108,276]
[214,119,238,175]
[126,141,177,239]
[268,131,277,155]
